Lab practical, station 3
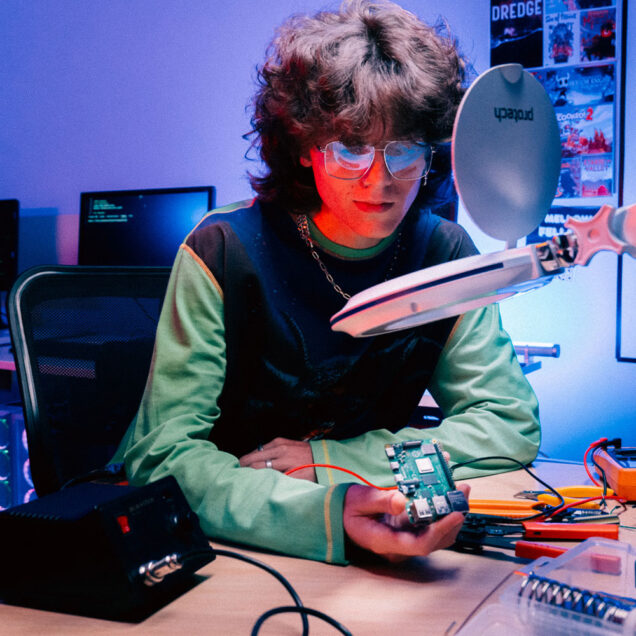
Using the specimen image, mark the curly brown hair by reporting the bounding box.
[247,0,467,214]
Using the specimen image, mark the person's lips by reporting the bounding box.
[353,201,393,213]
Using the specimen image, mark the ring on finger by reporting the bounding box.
[266,459,273,469]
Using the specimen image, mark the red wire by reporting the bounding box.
[285,463,397,490]
[583,437,607,487]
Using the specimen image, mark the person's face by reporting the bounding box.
[301,144,421,249]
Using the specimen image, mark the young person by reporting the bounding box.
[114,0,540,564]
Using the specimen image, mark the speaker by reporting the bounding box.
[0,476,215,619]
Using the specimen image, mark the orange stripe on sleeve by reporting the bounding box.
[180,243,224,300]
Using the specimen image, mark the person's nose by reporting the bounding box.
[360,151,392,187]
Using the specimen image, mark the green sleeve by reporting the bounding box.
[117,247,349,564]
[310,304,540,485]
[426,304,540,478]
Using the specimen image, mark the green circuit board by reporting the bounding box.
[385,440,469,525]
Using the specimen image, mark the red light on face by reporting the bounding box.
[116,515,131,534]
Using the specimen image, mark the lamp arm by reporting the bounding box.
[562,203,636,266]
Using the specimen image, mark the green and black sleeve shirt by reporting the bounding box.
[115,199,540,563]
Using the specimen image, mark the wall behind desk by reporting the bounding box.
[1,0,634,460]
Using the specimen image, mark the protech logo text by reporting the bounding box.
[494,106,534,122]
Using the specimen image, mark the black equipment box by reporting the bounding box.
[0,476,215,619]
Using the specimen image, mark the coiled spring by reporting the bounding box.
[519,573,636,626]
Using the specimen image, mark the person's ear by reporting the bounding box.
[300,154,312,168]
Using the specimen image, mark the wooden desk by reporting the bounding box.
[1,460,634,635]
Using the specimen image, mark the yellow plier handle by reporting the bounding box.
[536,485,615,508]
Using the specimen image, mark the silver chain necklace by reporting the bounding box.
[294,214,402,301]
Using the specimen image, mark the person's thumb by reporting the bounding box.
[385,489,408,516]
[347,485,406,516]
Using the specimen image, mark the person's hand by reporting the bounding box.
[343,482,470,562]
[239,437,317,482]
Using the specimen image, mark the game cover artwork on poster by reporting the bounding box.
[490,1,543,68]
[555,102,613,194]
[555,156,582,198]
[542,64,614,108]
[581,154,613,196]
[544,12,580,65]
[546,0,613,11]
[580,7,616,61]
[491,0,620,226]
[541,62,615,199]
[557,103,613,156]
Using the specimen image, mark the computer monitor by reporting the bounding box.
[78,186,215,266]
[0,199,19,292]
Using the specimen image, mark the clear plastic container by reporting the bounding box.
[456,538,636,635]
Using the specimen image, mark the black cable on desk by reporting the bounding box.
[251,605,353,636]
[451,455,566,521]
[213,548,310,636]
[180,547,352,635]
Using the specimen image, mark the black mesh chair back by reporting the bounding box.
[8,266,171,496]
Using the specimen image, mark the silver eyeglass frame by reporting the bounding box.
[316,140,435,181]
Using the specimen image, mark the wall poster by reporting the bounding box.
[490,0,632,361]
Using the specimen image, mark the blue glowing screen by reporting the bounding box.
[78,186,215,266]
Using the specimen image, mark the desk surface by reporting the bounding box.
[1,460,634,635]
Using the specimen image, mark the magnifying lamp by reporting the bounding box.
[331,64,635,337]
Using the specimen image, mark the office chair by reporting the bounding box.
[8,265,171,497]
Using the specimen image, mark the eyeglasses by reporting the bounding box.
[317,140,434,181]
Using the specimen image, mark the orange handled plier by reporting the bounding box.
[469,498,545,519]
[456,512,619,560]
